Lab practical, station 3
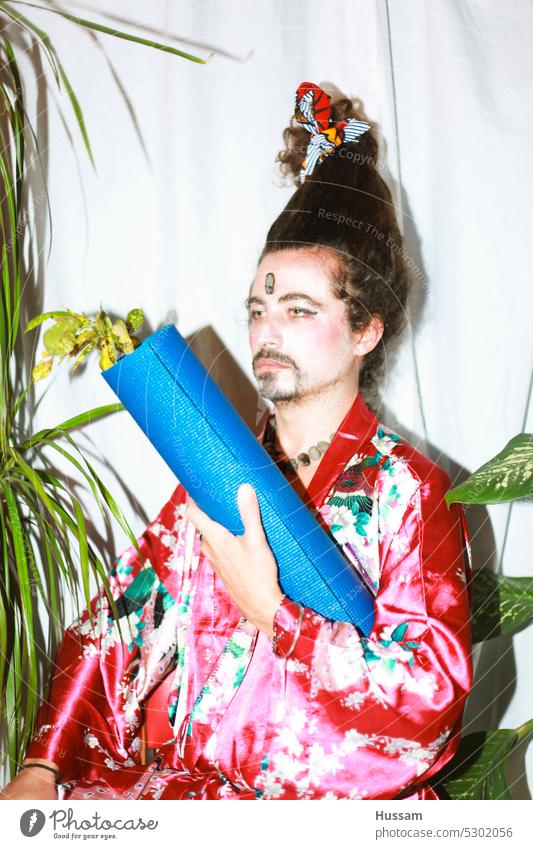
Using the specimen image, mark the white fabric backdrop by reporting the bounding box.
[17,0,532,795]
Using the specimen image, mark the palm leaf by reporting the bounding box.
[2,38,25,349]
[0,502,12,693]
[56,58,95,167]
[0,1,61,83]
[1,38,26,461]
[29,505,62,644]
[28,446,126,616]
[13,465,121,629]
[1,5,96,165]
[40,432,141,558]
[7,1,208,63]
[72,496,91,612]
[0,480,38,761]
[4,653,21,773]
[16,402,125,451]
[16,477,81,615]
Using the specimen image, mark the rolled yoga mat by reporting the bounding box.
[102,324,375,634]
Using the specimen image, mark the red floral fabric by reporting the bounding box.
[26,393,472,800]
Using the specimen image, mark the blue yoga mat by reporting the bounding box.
[102,324,375,634]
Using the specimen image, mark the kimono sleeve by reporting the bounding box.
[24,484,187,781]
[269,466,473,799]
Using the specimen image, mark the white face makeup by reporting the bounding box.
[247,249,362,405]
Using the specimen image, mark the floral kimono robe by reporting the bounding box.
[26,392,473,800]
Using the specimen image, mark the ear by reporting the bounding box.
[353,315,384,358]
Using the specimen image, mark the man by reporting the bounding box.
[2,246,472,800]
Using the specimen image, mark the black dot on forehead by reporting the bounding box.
[265,272,275,294]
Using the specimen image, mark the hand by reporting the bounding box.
[186,483,284,638]
[0,760,59,800]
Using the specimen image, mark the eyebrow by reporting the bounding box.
[245,292,323,309]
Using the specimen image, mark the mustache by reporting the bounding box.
[253,349,297,369]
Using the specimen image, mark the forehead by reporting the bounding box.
[250,249,339,300]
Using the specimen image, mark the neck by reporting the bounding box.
[272,381,359,459]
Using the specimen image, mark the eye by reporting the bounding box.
[289,307,316,318]
[247,308,264,323]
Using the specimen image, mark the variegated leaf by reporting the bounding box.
[472,569,533,642]
[446,434,533,505]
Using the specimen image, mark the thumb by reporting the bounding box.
[237,483,264,540]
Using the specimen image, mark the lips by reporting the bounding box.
[255,359,291,370]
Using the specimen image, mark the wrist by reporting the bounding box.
[21,759,60,783]
[249,589,284,639]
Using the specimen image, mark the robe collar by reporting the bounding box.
[257,391,379,511]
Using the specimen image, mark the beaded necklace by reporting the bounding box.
[262,415,335,474]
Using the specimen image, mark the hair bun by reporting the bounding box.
[277,90,379,185]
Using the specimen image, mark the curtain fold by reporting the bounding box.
[19,0,532,794]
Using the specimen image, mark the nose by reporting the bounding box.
[250,315,283,349]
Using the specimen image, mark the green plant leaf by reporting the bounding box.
[71,339,97,372]
[446,433,533,506]
[14,471,119,629]
[56,58,95,168]
[10,448,69,531]
[72,497,91,612]
[17,403,124,451]
[98,334,117,370]
[24,310,73,332]
[0,1,61,84]
[0,481,38,722]
[26,500,63,642]
[43,317,80,355]
[472,569,533,642]
[0,2,97,165]
[0,501,11,693]
[111,319,134,354]
[11,383,30,420]
[36,434,141,563]
[62,431,141,557]
[16,476,84,617]
[32,356,53,382]
[436,728,518,799]
[4,654,21,774]
[8,2,208,63]
[126,308,144,332]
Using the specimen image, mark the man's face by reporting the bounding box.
[247,248,360,404]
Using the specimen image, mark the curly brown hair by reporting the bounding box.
[258,91,410,394]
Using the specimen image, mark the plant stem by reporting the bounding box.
[515,718,533,742]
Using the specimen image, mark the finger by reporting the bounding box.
[186,496,222,541]
[237,483,265,542]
